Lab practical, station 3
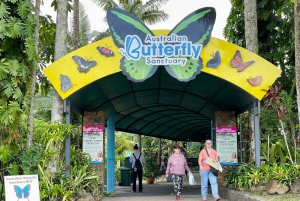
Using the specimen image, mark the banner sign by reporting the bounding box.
[4,174,40,201]
[216,126,238,165]
[83,125,104,163]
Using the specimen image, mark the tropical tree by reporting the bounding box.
[92,0,169,40]
[72,0,80,51]
[51,0,68,123]
[224,0,295,91]
[294,0,300,128]
[244,0,258,161]
[27,0,41,148]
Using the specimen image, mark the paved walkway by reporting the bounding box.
[103,172,229,201]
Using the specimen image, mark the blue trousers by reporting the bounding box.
[200,170,219,198]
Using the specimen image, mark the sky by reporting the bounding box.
[40,0,232,39]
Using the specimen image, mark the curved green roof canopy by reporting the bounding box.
[70,68,255,141]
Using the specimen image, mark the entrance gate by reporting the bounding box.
[43,7,281,193]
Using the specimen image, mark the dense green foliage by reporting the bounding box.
[225,162,300,189]
[0,119,104,200]
[224,0,295,91]
[0,0,37,143]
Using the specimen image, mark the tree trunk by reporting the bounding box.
[295,1,300,132]
[51,0,68,123]
[244,0,258,160]
[27,0,41,148]
[244,0,258,53]
[72,0,79,50]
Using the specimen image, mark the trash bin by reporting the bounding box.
[120,168,131,186]
[124,157,133,183]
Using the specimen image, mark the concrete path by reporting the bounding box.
[103,172,229,201]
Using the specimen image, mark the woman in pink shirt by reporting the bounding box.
[199,140,221,201]
[166,144,190,200]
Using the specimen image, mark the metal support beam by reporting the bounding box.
[138,135,142,150]
[254,99,261,168]
[64,98,71,177]
[158,138,162,165]
[106,111,116,193]
[211,114,215,148]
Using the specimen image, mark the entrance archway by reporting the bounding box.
[43,7,281,193]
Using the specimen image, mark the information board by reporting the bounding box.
[83,125,104,163]
[216,126,238,164]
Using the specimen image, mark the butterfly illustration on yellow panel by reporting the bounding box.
[206,51,221,68]
[230,50,255,72]
[72,56,97,73]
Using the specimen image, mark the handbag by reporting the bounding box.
[205,148,218,176]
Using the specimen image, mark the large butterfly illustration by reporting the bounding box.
[60,74,72,92]
[107,8,216,82]
[14,184,30,201]
[72,56,97,73]
[230,50,255,72]
[206,51,221,68]
[247,76,262,86]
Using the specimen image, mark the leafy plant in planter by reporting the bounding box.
[143,147,161,183]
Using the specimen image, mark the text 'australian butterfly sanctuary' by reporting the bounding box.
[230,50,255,72]
[60,74,72,92]
[247,76,262,87]
[107,7,216,82]
[97,46,115,57]
[206,51,221,68]
[72,56,97,73]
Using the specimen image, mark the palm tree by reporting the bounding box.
[91,0,169,41]
[69,2,100,47]
[27,0,41,148]
[244,0,258,161]
[294,1,300,134]
[51,0,68,123]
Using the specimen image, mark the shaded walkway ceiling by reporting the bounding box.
[70,67,255,141]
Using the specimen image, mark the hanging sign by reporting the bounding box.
[83,125,104,164]
[4,174,40,201]
[216,126,238,165]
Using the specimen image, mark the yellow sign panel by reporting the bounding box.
[43,29,281,100]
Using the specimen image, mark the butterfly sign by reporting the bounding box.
[107,7,216,82]
[97,46,115,57]
[60,74,72,92]
[247,76,262,87]
[72,56,97,73]
[230,50,255,72]
[206,51,221,68]
[14,184,30,201]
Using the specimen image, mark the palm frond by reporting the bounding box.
[141,9,169,25]
[91,29,111,42]
[92,0,119,11]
